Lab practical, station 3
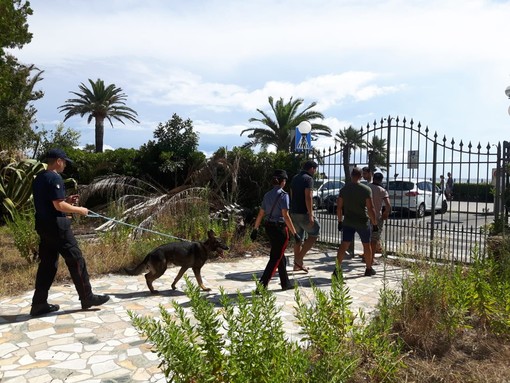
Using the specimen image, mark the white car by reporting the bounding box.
[312,179,345,209]
[388,179,448,218]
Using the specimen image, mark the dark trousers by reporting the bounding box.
[32,217,92,304]
[259,223,291,288]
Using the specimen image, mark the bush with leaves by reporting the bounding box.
[130,278,309,383]
[5,207,38,262]
[130,270,404,382]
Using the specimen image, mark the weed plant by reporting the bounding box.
[5,208,38,262]
[130,272,403,383]
[384,249,510,358]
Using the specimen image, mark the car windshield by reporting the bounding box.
[388,181,415,191]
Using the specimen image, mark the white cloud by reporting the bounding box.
[9,0,510,152]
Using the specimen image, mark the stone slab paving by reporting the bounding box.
[0,249,404,382]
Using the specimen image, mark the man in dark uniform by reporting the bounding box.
[290,160,320,273]
[30,148,110,316]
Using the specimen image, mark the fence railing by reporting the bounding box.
[311,116,503,263]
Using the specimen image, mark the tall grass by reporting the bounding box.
[0,196,251,297]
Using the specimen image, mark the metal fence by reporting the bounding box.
[311,116,505,263]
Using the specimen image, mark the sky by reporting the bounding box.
[10,0,510,156]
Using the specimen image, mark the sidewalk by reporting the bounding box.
[0,249,404,382]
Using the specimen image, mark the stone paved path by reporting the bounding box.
[0,249,404,382]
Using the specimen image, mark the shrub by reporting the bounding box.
[5,208,38,262]
[130,271,404,382]
[130,278,309,383]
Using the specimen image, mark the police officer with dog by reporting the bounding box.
[30,149,110,316]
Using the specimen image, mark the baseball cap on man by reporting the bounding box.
[46,148,73,164]
[273,169,288,180]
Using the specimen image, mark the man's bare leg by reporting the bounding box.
[362,242,373,268]
[293,236,317,270]
[293,242,302,265]
[336,241,351,270]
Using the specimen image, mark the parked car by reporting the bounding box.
[388,179,447,218]
[313,179,345,209]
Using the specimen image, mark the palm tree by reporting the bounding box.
[335,126,366,183]
[58,79,139,153]
[241,96,331,152]
[367,135,388,172]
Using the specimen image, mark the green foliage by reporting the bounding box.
[294,272,359,381]
[33,122,81,158]
[0,0,32,53]
[5,207,38,262]
[242,96,331,152]
[216,146,299,209]
[0,57,43,152]
[138,113,202,189]
[58,78,139,153]
[335,126,366,183]
[0,0,41,152]
[130,269,404,383]
[482,216,510,236]
[385,252,510,356]
[453,182,493,202]
[0,159,45,222]
[130,278,309,383]
[60,148,141,185]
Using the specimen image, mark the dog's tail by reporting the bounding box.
[124,255,150,275]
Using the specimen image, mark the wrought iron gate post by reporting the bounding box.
[430,138,438,259]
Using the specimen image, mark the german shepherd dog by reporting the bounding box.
[125,230,229,293]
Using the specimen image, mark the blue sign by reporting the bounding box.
[295,130,311,152]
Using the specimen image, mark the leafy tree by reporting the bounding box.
[33,122,81,158]
[241,96,331,152]
[0,0,43,152]
[335,126,366,183]
[139,114,203,188]
[0,0,33,55]
[58,78,139,153]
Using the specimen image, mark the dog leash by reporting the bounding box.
[86,210,191,242]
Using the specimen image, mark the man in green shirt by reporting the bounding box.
[336,167,378,277]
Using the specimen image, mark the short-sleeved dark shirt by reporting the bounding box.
[339,182,372,229]
[290,170,314,214]
[33,170,66,224]
[262,187,289,223]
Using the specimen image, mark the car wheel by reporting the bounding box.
[440,200,448,214]
[312,197,319,210]
[416,203,426,218]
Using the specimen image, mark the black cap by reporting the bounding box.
[273,169,288,180]
[46,148,73,164]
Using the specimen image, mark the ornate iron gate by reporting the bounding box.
[312,116,504,263]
